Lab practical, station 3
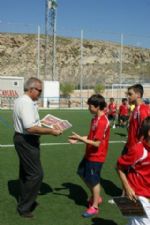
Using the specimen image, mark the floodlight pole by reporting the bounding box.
[37,25,40,78]
[45,0,57,81]
[119,33,123,97]
[119,33,123,85]
[80,29,83,107]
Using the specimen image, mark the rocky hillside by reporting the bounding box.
[0,33,150,86]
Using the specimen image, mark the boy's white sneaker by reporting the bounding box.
[108,199,115,204]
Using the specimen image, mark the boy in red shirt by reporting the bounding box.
[108,84,150,204]
[117,116,150,225]
[118,98,129,127]
[69,94,110,217]
[122,84,150,154]
[108,97,117,128]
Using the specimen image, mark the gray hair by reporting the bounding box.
[24,77,42,91]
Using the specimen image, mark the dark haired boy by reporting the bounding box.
[69,94,110,217]
[125,84,150,151]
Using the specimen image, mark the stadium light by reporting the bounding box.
[48,0,57,9]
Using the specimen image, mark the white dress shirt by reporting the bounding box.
[13,94,41,134]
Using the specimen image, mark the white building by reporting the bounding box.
[0,76,24,108]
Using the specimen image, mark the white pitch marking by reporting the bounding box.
[0,140,125,148]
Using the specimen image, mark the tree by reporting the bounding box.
[94,83,105,94]
[60,83,75,108]
[60,83,74,98]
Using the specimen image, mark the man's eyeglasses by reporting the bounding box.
[33,87,42,93]
[127,92,133,96]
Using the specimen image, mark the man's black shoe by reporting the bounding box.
[17,209,34,218]
[20,212,34,218]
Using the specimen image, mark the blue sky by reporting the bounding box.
[0,0,150,48]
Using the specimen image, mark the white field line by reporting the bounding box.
[0,140,126,148]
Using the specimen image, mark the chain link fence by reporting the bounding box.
[1,95,150,110]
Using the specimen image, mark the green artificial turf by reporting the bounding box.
[0,109,128,225]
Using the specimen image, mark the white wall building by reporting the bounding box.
[0,76,24,108]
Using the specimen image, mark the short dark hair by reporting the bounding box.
[87,94,107,110]
[139,116,150,140]
[110,97,114,101]
[128,84,144,98]
[122,98,127,103]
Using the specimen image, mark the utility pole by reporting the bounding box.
[45,0,57,81]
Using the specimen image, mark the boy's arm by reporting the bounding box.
[68,132,100,147]
[80,135,100,147]
[117,166,137,202]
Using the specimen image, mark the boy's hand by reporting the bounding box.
[68,138,78,144]
[68,132,87,143]
[125,186,137,202]
[69,132,81,140]
[68,132,79,144]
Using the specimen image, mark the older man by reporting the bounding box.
[13,77,62,218]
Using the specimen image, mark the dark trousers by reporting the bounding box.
[13,133,43,214]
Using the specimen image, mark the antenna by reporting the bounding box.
[45,0,57,81]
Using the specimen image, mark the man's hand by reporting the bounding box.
[52,128,63,136]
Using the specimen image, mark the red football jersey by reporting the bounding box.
[117,141,150,198]
[127,103,150,148]
[85,114,110,162]
[119,104,129,116]
[108,103,117,116]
